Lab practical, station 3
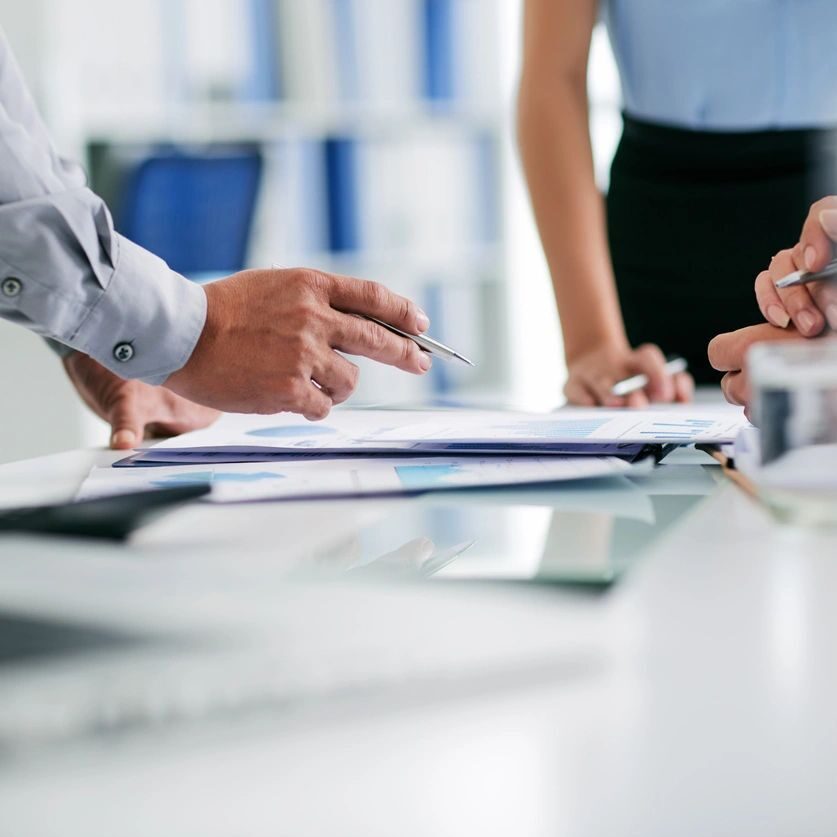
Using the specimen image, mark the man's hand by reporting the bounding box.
[165,268,433,419]
[708,323,807,415]
[755,197,837,334]
[564,341,694,407]
[64,352,220,450]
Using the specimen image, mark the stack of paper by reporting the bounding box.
[77,406,748,505]
[129,406,747,463]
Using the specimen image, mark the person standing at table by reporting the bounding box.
[518,0,837,406]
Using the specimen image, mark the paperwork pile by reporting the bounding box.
[80,406,749,504]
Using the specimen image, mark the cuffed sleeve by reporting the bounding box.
[71,236,207,384]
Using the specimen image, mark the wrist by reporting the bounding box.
[564,331,630,365]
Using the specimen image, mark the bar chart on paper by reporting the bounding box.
[637,419,717,442]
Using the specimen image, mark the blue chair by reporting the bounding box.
[117,147,263,278]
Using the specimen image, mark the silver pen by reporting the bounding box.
[775,258,837,289]
[611,356,689,397]
[361,316,475,366]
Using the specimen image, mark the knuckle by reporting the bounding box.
[400,339,417,366]
[362,280,387,309]
[364,322,388,353]
[396,297,412,324]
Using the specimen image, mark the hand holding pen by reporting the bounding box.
[757,197,837,335]
[564,342,693,407]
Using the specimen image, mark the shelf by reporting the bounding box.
[81,101,505,145]
[259,245,505,286]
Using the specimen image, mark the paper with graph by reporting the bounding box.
[80,455,639,504]
[128,405,748,466]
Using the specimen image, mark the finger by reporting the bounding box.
[708,329,747,373]
[296,381,334,422]
[108,387,147,449]
[146,405,220,439]
[311,352,360,406]
[327,275,430,335]
[625,389,650,408]
[754,270,790,328]
[587,375,628,408]
[331,313,432,375]
[796,196,837,273]
[673,372,695,403]
[769,249,825,337]
[806,280,837,331]
[709,322,803,373]
[563,378,597,407]
[720,371,748,408]
[632,343,674,402]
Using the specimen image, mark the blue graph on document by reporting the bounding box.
[151,471,287,488]
[638,419,715,440]
[495,419,609,439]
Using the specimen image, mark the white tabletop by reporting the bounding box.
[1,444,836,836]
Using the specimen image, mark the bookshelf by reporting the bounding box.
[41,0,512,405]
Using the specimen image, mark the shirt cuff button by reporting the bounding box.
[2,277,22,298]
[113,342,135,363]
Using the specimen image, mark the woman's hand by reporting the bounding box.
[564,342,694,407]
[755,197,837,334]
[64,352,220,450]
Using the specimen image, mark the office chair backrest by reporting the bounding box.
[118,147,263,277]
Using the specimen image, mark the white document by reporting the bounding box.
[79,456,637,505]
[135,405,748,465]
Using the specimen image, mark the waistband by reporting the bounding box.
[619,113,837,175]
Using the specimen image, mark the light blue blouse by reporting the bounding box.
[603,0,837,130]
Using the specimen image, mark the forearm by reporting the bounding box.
[517,77,627,360]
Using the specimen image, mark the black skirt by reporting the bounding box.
[607,114,837,383]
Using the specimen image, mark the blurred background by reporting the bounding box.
[0,0,621,464]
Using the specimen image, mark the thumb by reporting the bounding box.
[108,387,146,450]
[820,209,837,243]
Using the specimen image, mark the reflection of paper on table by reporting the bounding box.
[79,455,638,504]
[132,405,748,465]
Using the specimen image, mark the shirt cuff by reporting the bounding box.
[71,235,207,386]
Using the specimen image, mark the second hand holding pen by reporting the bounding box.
[611,356,689,398]
[775,257,837,289]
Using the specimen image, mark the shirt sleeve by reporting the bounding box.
[0,28,206,386]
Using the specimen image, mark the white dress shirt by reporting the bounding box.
[0,29,206,384]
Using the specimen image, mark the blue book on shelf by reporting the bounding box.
[423,0,455,102]
[324,138,360,253]
[241,0,281,101]
[332,0,359,101]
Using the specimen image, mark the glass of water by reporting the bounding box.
[749,339,837,525]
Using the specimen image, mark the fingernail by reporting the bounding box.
[419,353,432,372]
[827,304,837,330]
[798,310,818,335]
[111,430,135,449]
[805,246,817,271]
[416,310,430,333]
[820,209,837,238]
[767,304,790,328]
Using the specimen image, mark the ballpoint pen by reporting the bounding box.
[775,258,837,289]
[611,356,689,397]
[360,315,475,367]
